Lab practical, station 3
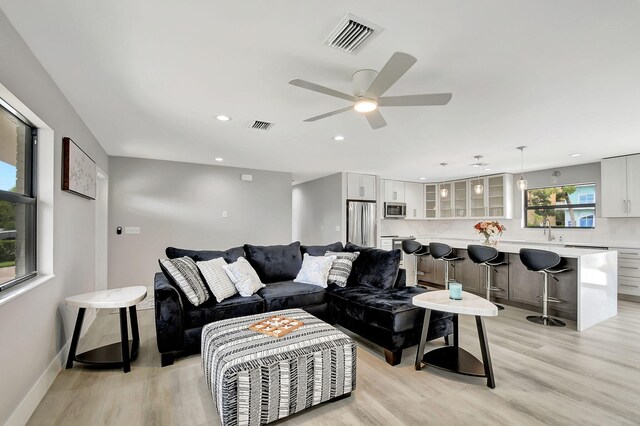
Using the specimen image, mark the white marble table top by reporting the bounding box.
[66,286,147,309]
[412,290,498,317]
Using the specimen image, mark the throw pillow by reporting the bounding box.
[196,258,238,303]
[158,256,210,306]
[301,242,344,256]
[223,257,265,297]
[294,253,337,288]
[346,247,401,289]
[244,242,302,283]
[325,251,360,287]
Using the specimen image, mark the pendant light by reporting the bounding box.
[516,146,528,191]
[439,162,449,197]
[473,155,484,195]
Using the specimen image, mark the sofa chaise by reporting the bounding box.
[155,241,453,366]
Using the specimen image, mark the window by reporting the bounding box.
[524,183,596,228]
[0,102,37,291]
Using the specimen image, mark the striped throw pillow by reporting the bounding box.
[159,256,210,306]
[325,251,359,287]
[197,257,238,303]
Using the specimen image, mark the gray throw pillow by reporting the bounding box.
[197,257,238,303]
[325,251,359,287]
[159,256,210,306]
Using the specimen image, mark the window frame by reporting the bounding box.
[0,102,38,292]
[524,183,596,229]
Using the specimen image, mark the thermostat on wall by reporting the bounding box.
[241,174,253,181]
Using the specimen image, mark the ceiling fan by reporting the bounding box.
[289,52,452,130]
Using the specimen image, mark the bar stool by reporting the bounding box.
[428,242,464,290]
[402,240,429,287]
[519,248,571,327]
[467,245,506,310]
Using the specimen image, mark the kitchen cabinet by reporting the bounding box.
[438,183,453,218]
[424,184,438,218]
[469,174,514,219]
[615,248,640,296]
[601,154,640,217]
[451,250,482,293]
[383,180,405,202]
[347,173,376,201]
[453,180,468,218]
[417,255,445,286]
[405,182,425,219]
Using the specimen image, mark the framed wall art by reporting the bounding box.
[62,137,96,200]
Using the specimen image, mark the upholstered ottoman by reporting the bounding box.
[202,308,356,426]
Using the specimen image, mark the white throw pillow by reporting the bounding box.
[197,257,238,303]
[294,253,337,288]
[223,257,265,297]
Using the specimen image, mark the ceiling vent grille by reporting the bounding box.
[323,13,383,55]
[249,120,275,131]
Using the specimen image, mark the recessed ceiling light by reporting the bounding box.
[570,153,582,157]
[216,115,231,121]
[215,157,224,162]
[420,177,426,180]
[333,135,345,141]
[484,168,491,171]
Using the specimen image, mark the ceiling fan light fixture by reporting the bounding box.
[354,98,378,113]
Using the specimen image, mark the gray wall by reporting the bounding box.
[108,157,292,288]
[0,9,109,423]
[292,173,344,245]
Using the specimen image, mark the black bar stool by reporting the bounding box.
[402,240,429,287]
[519,248,571,327]
[428,242,464,289]
[467,245,507,310]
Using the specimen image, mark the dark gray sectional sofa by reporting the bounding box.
[155,241,453,367]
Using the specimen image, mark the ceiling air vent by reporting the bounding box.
[323,13,383,55]
[249,120,275,131]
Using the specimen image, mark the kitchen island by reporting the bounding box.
[412,237,618,331]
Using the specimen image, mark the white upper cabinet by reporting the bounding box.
[405,182,425,219]
[347,173,376,201]
[383,180,406,202]
[453,180,468,218]
[438,183,454,218]
[602,154,640,217]
[468,174,513,219]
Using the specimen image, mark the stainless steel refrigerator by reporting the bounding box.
[347,201,377,247]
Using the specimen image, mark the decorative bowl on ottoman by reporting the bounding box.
[202,308,356,426]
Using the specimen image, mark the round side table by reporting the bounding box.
[413,290,498,388]
[65,286,147,373]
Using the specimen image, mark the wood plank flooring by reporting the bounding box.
[27,301,640,425]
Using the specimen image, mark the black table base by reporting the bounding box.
[415,310,495,388]
[66,306,140,373]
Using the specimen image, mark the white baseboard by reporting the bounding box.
[5,310,96,426]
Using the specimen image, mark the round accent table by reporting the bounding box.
[413,290,498,388]
[65,286,147,373]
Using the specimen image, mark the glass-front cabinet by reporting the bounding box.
[468,174,513,219]
[454,180,468,217]
[438,183,453,218]
[425,184,438,218]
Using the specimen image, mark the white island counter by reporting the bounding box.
[414,236,618,331]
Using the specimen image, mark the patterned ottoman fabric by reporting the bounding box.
[202,309,356,426]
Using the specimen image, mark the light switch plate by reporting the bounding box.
[222,211,228,218]
[124,226,140,234]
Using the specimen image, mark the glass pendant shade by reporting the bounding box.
[474,183,484,195]
[440,187,449,198]
[517,176,528,191]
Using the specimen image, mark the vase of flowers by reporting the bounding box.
[474,220,506,246]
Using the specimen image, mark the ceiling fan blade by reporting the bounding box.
[365,109,387,129]
[303,106,353,122]
[289,79,356,102]
[378,93,452,106]
[365,52,417,99]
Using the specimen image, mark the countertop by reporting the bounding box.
[414,236,614,258]
[412,235,640,250]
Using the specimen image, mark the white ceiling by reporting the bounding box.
[2,0,640,183]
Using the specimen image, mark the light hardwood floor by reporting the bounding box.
[28,301,640,425]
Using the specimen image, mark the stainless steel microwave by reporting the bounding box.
[384,202,406,218]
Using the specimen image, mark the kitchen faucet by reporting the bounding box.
[543,218,555,241]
